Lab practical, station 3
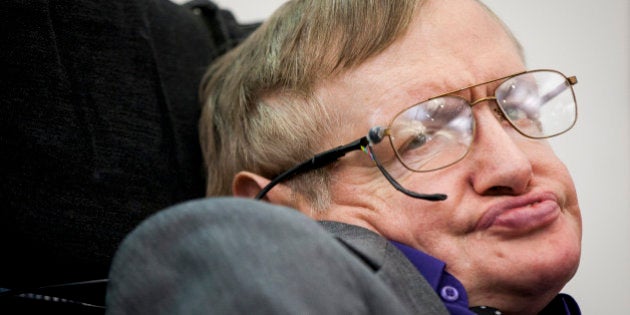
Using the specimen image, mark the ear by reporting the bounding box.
[232,171,269,199]
[232,171,295,206]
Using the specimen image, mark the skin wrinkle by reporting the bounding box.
[325,162,387,231]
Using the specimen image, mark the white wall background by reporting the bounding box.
[174,0,630,313]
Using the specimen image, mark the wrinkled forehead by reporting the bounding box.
[315,0,525,134]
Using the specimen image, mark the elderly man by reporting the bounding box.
[108,0,582,314]
[200,0,582,314]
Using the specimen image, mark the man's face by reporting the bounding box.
[312,0,581,310]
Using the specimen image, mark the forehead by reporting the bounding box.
[316,0,525,133]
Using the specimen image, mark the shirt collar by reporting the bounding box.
[390,240,474,315]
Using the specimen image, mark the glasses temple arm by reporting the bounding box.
[540,75,578,105]
[255,137,369,200]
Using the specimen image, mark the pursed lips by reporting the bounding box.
[475,191,561,232]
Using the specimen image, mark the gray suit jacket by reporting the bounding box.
[321,221,448,315]
[106,198,448,314]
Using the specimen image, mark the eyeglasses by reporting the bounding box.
[255,69,578,201]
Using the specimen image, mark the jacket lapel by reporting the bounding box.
[320,221,449,315]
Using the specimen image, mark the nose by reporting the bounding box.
[467,103,533,196]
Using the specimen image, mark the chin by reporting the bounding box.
[504,235,582,312]
[516,225,581,291]
[465,226,582,311]
[468,249,580,315]
[535,244,580,293]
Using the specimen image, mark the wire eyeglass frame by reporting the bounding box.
[255,69,578,201]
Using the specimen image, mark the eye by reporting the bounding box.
[386,96,473,171]
[497,78,542,121]
[503,104,530,121]
[399,132,429,152]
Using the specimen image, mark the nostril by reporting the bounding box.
[484,186,516,196]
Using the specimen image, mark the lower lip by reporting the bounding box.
[489,200,560,232]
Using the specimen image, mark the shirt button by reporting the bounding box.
[440,285,460,302]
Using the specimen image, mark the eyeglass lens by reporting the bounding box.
[495,70,577,138]
[369,70,577,177]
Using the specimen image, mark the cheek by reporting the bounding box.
[525,140,566,173]
[372,194,467,256]
[369,164,475,247]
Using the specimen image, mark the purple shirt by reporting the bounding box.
[390,241,581,315]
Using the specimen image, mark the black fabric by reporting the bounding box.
[184,0,260,56]
[0,0,257,312]
[470,306,503,315]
